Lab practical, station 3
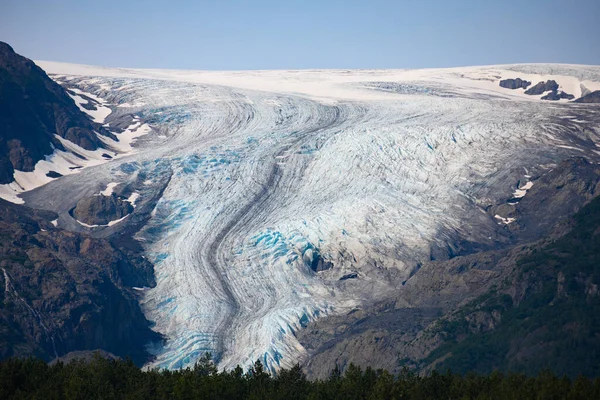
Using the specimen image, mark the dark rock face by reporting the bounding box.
[524,80,559,95]
[541,90,575,101]
[339,272,358,280]
[0,199,159,365]
[489,157,600,243]
[72,195,133,226]
[574,90,600,103]
[499,78,531,90]
[45,171,62,178]
[0,42,113,183]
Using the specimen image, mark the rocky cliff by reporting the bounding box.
[0,42,113,184]
[0,199,160,365]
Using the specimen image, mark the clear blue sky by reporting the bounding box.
[1,0,599,70]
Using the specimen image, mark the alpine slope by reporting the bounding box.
[5,62,600,372]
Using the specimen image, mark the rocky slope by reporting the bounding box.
[0,41,113,184]
[419,197,600,378]
[0,199,160,365]
[298,157,600,379]
[575,90,600,103]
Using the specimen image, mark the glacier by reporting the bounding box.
[8,62,600,373]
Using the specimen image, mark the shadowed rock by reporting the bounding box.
[524,80,559,95]
[45,171,63,178]
[0,41,114,184]
[541,90,575,101]
[574,90,600,103]
[499,78,531,89]
[0,199,159,365]
[72,194,133,225]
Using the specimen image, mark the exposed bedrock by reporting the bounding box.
[493,157,600,241]
[499,78,531,89]
[0,199,159,364]
[524,80,559,95]
[417,156,600,263]
[541,90,575,101]
[0,42,113,183]
[72,194,133,226]
[49,349,121,365]
[575,90,600,103]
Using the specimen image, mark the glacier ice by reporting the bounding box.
[13,62,600,373]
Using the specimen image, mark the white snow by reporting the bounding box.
[495,215,516,224]
[11,61,600,373]
[0,110,152,204]
[513,181,534,199]
[100,121,152,153]
[50,219,58,227]
[76,214,129,228]
[100,182,118,196]
[0,183,25,204]
[37,61,600,104]
[0,134,121,202]
[68,88,112,123]
[127,192,140,207]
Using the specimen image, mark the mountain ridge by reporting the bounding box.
[0,41,114,185]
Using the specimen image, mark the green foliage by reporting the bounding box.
[424,196,600,378]
[0,355,599,400]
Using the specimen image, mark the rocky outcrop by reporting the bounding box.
[0,199,159,365]
[574,90,600,103]
[0,42,113,183]
[524,80,559,95]
[489,157,600,243]
[541,90,575,101]
[72,195,133,226]
[499,78,531,90]
[298,248,508,378]
[514,158,599,232]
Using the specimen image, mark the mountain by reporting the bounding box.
[2,42,600,377]
[0,41,113,185]
[0,43,160,365]
[0,198,160,364]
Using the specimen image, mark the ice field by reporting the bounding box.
[6,62,600,372]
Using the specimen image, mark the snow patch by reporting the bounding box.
[495,215,516,224]
[127,192,140,207]
[68,88,112,123]
[76,214,129,228]
[100,182,119,196]
[513,181,533,199]
[100,122,152,153]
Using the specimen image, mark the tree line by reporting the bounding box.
[1,353,599,399]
